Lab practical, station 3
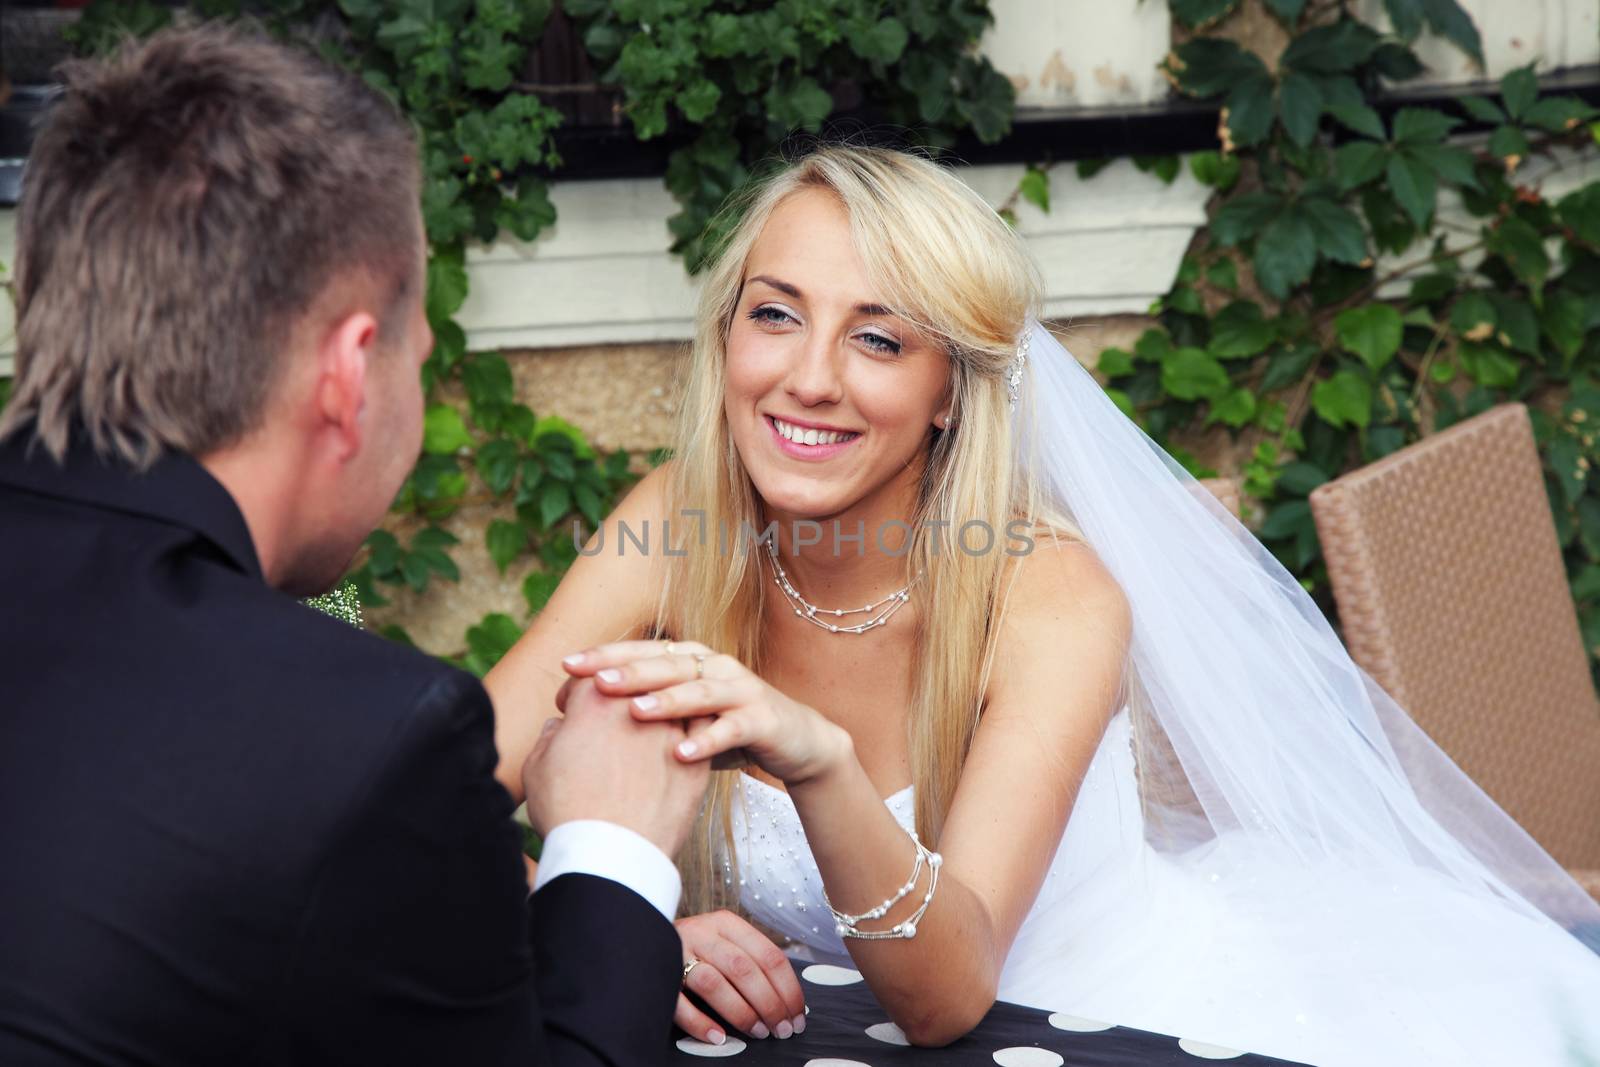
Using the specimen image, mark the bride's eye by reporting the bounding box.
[856,330,902,356]
[748,305,795,327]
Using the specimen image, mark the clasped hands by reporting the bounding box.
[559,639,850,785]
[548,639,846,1045]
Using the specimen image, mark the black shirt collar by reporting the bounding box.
[0,427,264,581]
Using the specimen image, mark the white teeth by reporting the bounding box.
[773,417,856,446]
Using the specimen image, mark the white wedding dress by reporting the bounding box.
[732,709,1600,1066]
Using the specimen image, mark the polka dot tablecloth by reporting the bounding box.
[670,960,1309,1066]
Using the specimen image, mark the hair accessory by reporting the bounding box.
[1007,329,1030,411]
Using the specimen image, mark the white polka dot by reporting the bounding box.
[1178,1038,1245,1059]
[801,964,864,985]
[1047,1012,1114,1032]
[993,1048,1064,1067]
[676,1035,748,1056]
[865,1021,909,1045]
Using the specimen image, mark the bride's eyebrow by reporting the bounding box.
[747,274,897,319]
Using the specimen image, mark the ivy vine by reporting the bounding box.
[1023,0,1600,667]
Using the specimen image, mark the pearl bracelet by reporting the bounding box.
[823,829,943,941]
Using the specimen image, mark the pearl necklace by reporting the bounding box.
[764,538,920,635]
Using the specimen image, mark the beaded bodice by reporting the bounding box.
[730,774,915,963]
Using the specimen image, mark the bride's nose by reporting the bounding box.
[782,334,845,408]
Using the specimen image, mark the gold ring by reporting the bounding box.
[682,957,701,984]
[693,653,708,680]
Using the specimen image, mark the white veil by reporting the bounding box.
[1013,319,1600,945]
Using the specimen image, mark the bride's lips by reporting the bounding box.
[765,414,861,461]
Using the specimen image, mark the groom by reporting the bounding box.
[0,24,705,1067]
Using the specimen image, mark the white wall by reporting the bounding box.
[980,0,1173,109]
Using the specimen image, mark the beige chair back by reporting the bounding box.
[1309,403,1600,879]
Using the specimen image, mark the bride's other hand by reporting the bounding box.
[561,641,850,785]
[675,910,807,1043]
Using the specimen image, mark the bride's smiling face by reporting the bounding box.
[724,188,952,520]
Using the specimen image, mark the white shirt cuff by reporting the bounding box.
[532,820,682,923]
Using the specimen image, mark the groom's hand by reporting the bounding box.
[522,679,709,859]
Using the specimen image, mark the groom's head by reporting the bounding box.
[2,23,432,593]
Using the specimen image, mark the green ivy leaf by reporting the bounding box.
[1134,155,1182,184]
[1206,257,1240,292]
[953,62,1015,144]
[1409,143,1480,190]
[1278,71,1324,148]
[1162,347,1232,400]
[1209,300,1277,359]
[1487,293,1539,356]
[1541,292,1592,367]
[1097,348,1136,377]
[1458,95,1506,124]
[1166,38,1268,97]
[1449,291,1497,340]
[1488,124,1531,162]
[486,518,526,574]
[1334,141,1389,193]
[1487,215,1550,289]
[1261,343,1319,392]
[1386,150,1438,229]
[1301,196,1369,265]
[463,613,523,676]
[1189,151,1242,191]
[538,480,572,529]
[426,248,469,324]
[1523,96,1599,133]
[1276,461,1330,496]
[1549,436,1588,507]
[1212,191,1284,246]
[523,570,562,615]
[1381,0,1425,40]
[1167,285,1206,316]
[851,17,908,62]
[1226,74,1278,147]
[1559,184,1600,246]
[1312,370,1373,428]
[475,438,521,494]
[1019,167,1050,213]
[1254,208,1318,300]
[423,405,474,455]
[463,352,515,413]
[1259,498,1313,539]
[1371,43,1425,82]
[1391,107,1461,144]
[1263,0,1306,21]
[1326,103,1385,140]
[1457,341,1520,387]
[1279,20,1379,74]
[1419,0,1483,65]
[1336,304,1404,371]
[1500,64,1538,121]
[1207,387,1258,428]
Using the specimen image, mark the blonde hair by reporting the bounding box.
[659,145,1061,915]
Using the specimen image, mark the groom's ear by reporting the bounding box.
[313,310,379,462]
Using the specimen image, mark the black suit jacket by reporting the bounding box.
[0,434,682,1065]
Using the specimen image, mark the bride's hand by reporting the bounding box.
[674,910,807,1043]
[559,640,849,784]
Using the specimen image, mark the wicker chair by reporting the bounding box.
[1308,403,1600,902]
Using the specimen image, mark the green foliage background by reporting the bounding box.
[16,0,1600,677]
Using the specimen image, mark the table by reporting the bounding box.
[667,961,1310,1066]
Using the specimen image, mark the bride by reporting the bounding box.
[485,146,1600,1065]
